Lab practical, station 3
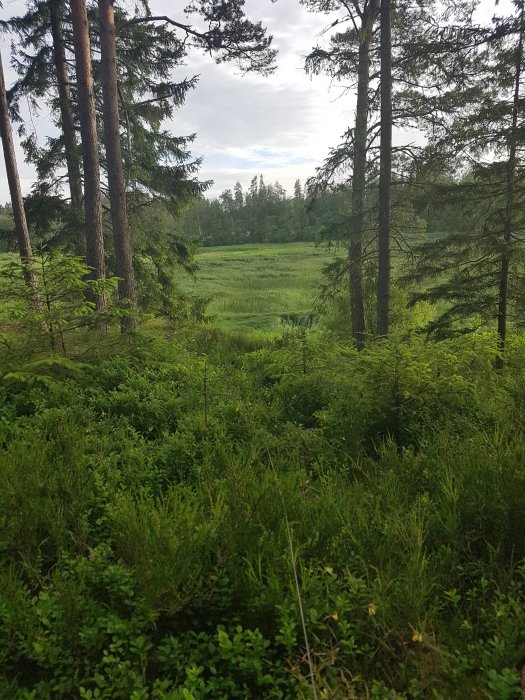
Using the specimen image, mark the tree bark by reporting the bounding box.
[70,0,106,310]
[0,51,40,301]
[377,0,392,338]
[49,0,83,212]
[98,0,137,329]
[496,1,524,369]
[349,0,379,349]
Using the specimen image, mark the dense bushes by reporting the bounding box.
[1,329,525,697]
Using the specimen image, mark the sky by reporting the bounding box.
[158,0,352,198]
[0,0,353,202]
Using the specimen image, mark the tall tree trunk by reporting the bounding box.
[377,0,392,337]
[49,0,83,212]
[349,0,379,349]
[496,1,524,369]
[0,51,40,301]
[98,0,137,329]
[70,0,106,310]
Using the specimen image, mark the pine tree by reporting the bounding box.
[0,51,39,302]
[303,0,469,343]
[49,0,83,212]
[303,0,381,348]
[377,0,392,337]
[2,1,204,224]
[4,0,277,320]
[70,0,106,310]
[99,0,136,325]
[497,0,524,366]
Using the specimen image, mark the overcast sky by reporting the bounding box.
[161,0,351,197]
[0,0,355,202]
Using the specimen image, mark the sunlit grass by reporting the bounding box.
[179,242,333,334]
[0,245,335,335]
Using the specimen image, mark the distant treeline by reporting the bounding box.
[179,176,325,246]
[0,175,466,253]
[178,174,469,247]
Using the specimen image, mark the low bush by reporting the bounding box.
[0,329,524,697]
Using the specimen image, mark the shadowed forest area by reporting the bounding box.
[1,0,525,698]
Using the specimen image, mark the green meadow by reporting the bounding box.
[180,242,334,333]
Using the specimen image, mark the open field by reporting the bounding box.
[179,242,335,333]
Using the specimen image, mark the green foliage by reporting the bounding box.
[153,625,289,698]
[0,203,14,253]
[178,176,326,246]
[0,251,120,358]
[1,329,525,697]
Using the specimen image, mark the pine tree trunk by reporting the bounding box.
[70,0,106,310]
[49,0,83,213]
[496,2,524,369]
[349,0,379,349]
[0,51,40,301]
[98,0,137,329]
[377,0,392,338]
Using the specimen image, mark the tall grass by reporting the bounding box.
[179,242,332,334]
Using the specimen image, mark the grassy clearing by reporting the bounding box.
[1,244,334,335]
[179,242,334,333]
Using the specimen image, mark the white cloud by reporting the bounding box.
[159,0,354,196]
[0,0,352,201]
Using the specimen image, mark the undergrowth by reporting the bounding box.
[1,327,525,698]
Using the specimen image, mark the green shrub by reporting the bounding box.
[0,330,525,697]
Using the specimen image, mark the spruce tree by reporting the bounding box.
[403,1,525,365]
